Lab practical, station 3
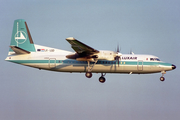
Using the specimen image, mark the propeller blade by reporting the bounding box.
[115,56,120,67]
[118,57,119,67]
[114,44,121,67]
[117,45,119,52]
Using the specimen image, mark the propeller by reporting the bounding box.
[114,44,122,67]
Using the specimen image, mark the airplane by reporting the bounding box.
[5,19,176,83]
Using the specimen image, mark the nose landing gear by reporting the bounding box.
[160,76,165,81]
[160,71,166,81]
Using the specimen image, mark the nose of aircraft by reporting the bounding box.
[172,64,176,70]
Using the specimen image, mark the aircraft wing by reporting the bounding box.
[66,37,99,54]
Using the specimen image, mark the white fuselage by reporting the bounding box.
[5,44,173,74]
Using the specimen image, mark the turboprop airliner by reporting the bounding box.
[5,19,176,83]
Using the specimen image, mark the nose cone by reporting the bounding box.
[172,64,176,70]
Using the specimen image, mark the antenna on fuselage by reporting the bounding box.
[130,49,134,55]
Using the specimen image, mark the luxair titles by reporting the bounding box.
[121,56,137,60]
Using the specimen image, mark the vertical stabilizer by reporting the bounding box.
[9,19,36,52]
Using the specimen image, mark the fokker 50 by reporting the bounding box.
[5,19,176,83]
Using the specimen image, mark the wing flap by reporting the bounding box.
[10,46,30,54]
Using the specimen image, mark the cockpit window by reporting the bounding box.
[150,58,160,61]
[156,58,160,61]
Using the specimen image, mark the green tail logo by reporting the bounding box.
[9,19,36,52]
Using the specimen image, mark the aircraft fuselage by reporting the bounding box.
[6,45,174,74]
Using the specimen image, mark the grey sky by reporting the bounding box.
[0,0,179,120]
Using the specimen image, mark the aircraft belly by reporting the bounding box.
[20,61,170,74]
[54,64,140,73]
[56,64,86,72]
[22,63,49,69]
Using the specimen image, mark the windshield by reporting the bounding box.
[150,58,160,61]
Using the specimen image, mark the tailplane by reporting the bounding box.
[9,19,36,53]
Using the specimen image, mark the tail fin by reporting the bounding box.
[9,19,36,52]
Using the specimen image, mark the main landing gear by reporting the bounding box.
[99,73,106,83]
[160,71,166,81]
[85,72,92,78]
[85,60,106,83]
[85,60,97,79]
[85,72,107,83]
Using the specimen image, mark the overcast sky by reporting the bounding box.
[0,0,179,120]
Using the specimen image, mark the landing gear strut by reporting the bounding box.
[99,73,106,83]
[85,60,98,78]
[160,71,166,81]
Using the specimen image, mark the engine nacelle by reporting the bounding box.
[95,51,115,61]
[76,57,95,62]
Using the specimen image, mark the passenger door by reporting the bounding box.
[137,60,143,71]
[49,58,56,68]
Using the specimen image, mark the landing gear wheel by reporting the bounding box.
[160,77,165,81]
[85,72,92,78]
[99,77,106,83]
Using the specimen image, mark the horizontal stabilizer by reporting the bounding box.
[10,46,30,54]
